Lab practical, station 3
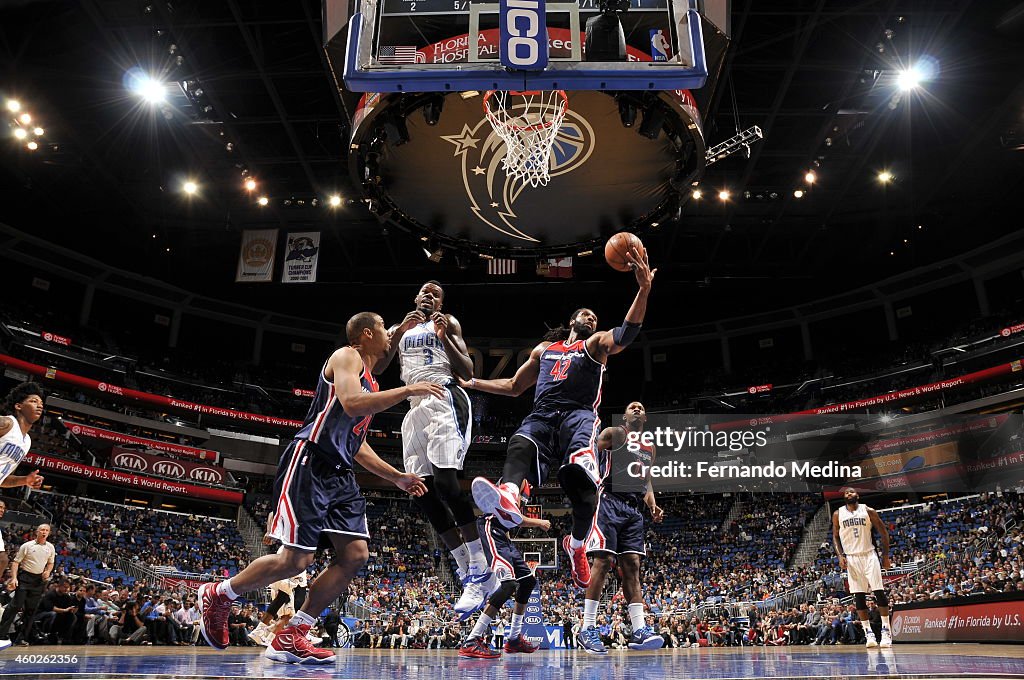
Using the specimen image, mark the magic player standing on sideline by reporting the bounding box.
[0,382,48,652]
[198,313,442,665]
[466,249,654,589]
[833,487,893,648]
[577,401,663,654]
[377,281,490,617]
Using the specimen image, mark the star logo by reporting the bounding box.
[441,125,480,156]
[472,166,486,176]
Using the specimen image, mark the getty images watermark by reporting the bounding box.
[623,427,862,483]
[602,413,1024,494]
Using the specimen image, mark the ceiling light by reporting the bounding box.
[691,189,702,200]
[877,170,893,184]
[804,171,816,184]
[13,128,27,140]
[182,180,198,195]
[32,127,43,136]
[328,194,342,207]
[26,141,38,151]
[5,100,21,113]
[896,67,922,91]
[244,178,257,191]
[18,113,31,125]
[793,189,805,198]
[718,190,730,202]
[127,70,167,104]
[257,196,269,206]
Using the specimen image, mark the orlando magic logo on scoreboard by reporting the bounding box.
[499,0,549,70]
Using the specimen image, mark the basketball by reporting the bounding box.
[605,232,646,272]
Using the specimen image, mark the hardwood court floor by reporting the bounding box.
[1,644,1024,679]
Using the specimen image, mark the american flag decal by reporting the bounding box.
[487,258,517,275]
[378,46,420,65]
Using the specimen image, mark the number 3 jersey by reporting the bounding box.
[534,339,605,413]
[399,320,453,386]
[294,360,378,467]
[0,415,31,484]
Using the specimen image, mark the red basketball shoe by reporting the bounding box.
[197,582,232,650]
[265,623,336,665]
[503,633,540,654]
[459,637,501,659]
[472,477,523,528]
[563,535,591,588]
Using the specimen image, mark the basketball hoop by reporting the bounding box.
[483,90,569,188]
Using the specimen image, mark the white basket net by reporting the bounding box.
[483,90,569,188]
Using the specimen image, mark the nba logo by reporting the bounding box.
[650,29,670,62]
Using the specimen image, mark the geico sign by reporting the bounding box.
[501,0,547,69]
[189,467,223,484]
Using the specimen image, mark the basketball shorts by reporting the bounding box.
[269,439,369,552]
[401,384,472,477]
[846,552,884,593]
[512,408,602,488]
[585,492,646,556]
[478,515,533,583]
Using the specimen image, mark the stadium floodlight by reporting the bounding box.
[896,67,922,91]
[5,99,21,112]
[691,189,702,200]
[804,171,816,184]
[33,127,44,136]
[328,194,342,207]
[13,128,27,140]
[793,189,804,198]
[877,170,894,184]
[26,141,38,151]
[182,180,198,195]
[718,189,730,202]
[127,69,167,104]
[257,196,269,206]
[244,178,257,191]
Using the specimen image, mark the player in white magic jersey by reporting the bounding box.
[378,281,490,617]
[0,381,47,639]
[833,487,893,648]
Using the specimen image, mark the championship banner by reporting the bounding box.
[61,421,220,462]
[0,354,304,430]
[282,231,321,283]
[235,229,278,283]
[110,447,228,485]
[23,452,244,504]
[893,594,1024,642]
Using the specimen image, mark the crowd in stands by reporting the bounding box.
[28,493,248,580]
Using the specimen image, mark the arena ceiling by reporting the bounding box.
[0,0,1022,319]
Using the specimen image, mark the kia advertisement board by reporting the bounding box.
[24,452,243,504]
[110,447,228,486]
[893,593,1024,642]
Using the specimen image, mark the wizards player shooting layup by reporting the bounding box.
[466,248,654,588]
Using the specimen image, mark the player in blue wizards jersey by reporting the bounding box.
[465,248,655,590]
[198,312,443,665]
[577,401,664,654]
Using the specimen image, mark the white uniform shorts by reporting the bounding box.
[402,384,472,477]
[847,552,884,593]
[270,579,295,617]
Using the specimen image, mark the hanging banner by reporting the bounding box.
[61,421,220,462]
[282,232,321,283]
[23,452,244,504]
[235,229,278,283]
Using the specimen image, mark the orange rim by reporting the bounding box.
[483,90,568,132]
